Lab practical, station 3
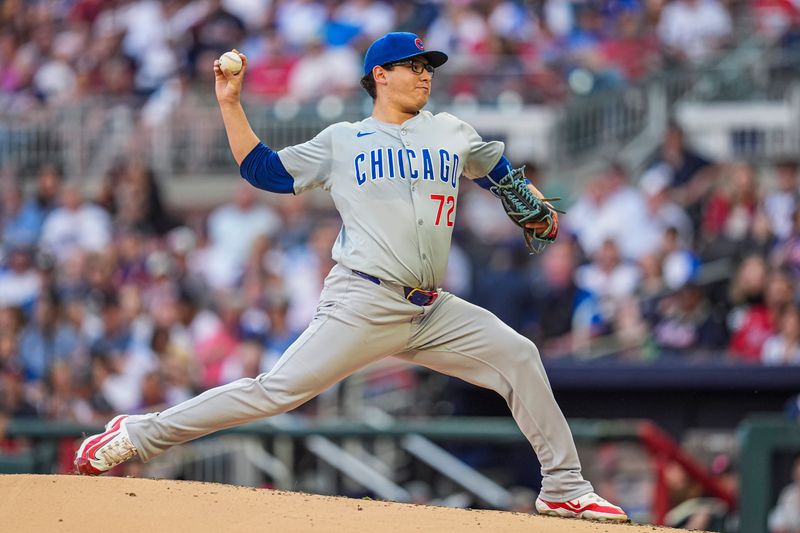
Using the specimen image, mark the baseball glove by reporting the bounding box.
[486,165,564,254]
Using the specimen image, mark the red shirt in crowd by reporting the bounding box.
[729,305,774,361]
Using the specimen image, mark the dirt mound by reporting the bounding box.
[1,474,681,532]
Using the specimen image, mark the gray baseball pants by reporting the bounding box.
[125,264,592,501]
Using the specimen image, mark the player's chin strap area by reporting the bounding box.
[352,270,439,306]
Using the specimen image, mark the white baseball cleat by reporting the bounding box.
[535,492,628,521]
[74,415,138,475]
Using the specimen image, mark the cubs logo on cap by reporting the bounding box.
[363,32,448,76]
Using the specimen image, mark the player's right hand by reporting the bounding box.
[214,49,247,106]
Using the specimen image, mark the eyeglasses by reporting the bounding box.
[386,59,435,77]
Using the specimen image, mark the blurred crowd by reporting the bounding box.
[463,122,800,366]
[0,0,752,112]
[0,0,798,436]
[1,120,800,425]
[0,158,343,422]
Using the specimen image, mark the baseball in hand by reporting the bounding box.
[219,51,242,74]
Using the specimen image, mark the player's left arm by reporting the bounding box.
[474,156,559,238]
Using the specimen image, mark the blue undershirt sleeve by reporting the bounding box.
[239,142,295,194]
[474,155,529,191]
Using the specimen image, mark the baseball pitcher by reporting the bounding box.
[75,32,626,522]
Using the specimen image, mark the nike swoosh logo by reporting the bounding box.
[563,501,583,511]
[356,131,375,137]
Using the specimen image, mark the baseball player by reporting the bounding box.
[75,32,626,522]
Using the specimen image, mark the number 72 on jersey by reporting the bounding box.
[430,194,455,227]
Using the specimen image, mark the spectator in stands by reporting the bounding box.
[0,246,41,311]
[0,369,37,418]
[287,38,361,102]
[197,294,245,388]
[116,161,179,236]
[729,267,793,361]
[762,305,800,365]
[84,251,119,311]
[1,184,43,248]
[221,337,266,383]
[281,217,339,331]
[772,208,800,280]
[661,227,700,291]
[189,1,246,71]
[530,240,592,356]
[88,301,143,413]
[644,123,713,225]
[167,286,226,387]
[205,182,282,290]
[261,291,302,371]
[18,294,80,383]
[333,0,396,41]
[562,3,630,93]
[611,296,651,358]
[238,274,270,343]
[701,162,767,260]
[765,160,800,242]
[638,252,666,313]
[726,255,769,357]
[33,43,78,106]
[657,0,732,64]
[275,0,328,49]
[474,245,535,337]
[18,164,62,239]
[443,241,472,298]
[425,2,492,71]
[0,330,20,375]
[113,229,150,288]
[0,31,23,95]
[40,181,112,264]
[600,6,661,81]
[129,320,194,409]
[642,168,694,247]
[575,238,641,336]
[769,455,800,533]
[88,292,133,363]
[138,370,168,412]
[567,164,650,260]
[41,360,76,420]
[222,0,272,32]
[244,32,298,100]
[651,282,727,356]
[459,185,520,245]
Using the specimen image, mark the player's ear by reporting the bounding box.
[373,65,389,87]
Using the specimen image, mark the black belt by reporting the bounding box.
[352,270,439,306]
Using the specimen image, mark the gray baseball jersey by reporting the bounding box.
[124,110,593,503]
[278,110,504,289]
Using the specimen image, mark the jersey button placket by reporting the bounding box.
[402,129,430,282]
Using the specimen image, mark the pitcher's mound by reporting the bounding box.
[1,474,682,532]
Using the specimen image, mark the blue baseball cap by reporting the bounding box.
[363,32,448,77]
